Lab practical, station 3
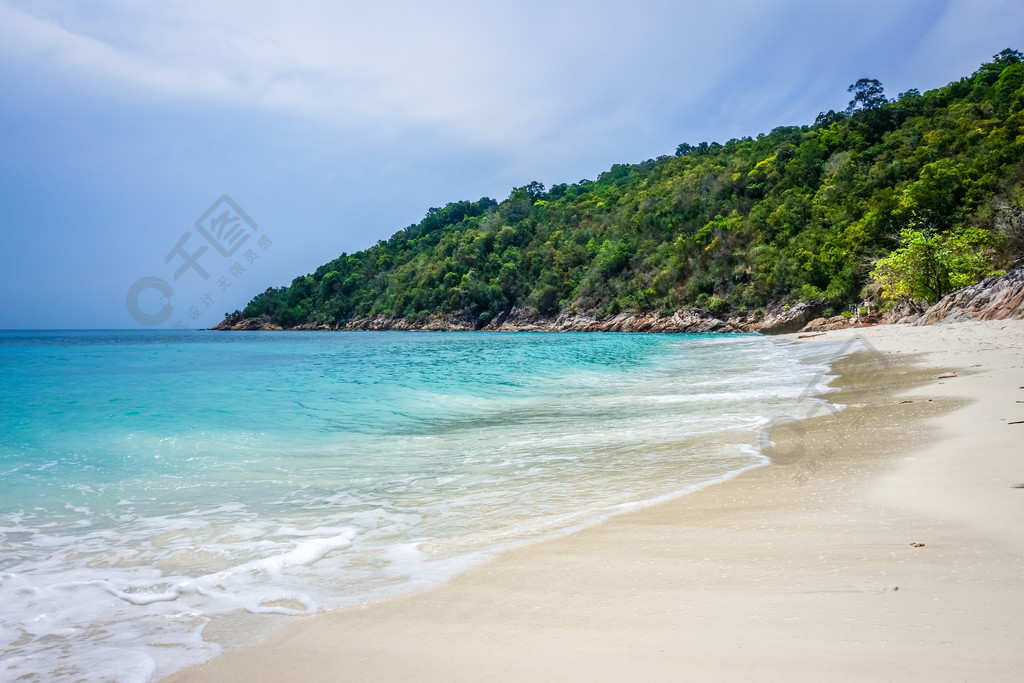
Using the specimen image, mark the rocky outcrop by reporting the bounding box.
[799,315,859,332]
[484,307,744,333]
[750,302,823,335]
[915,263,1024,325]
[797,313,883,333]
[212,315,283,331]
[339,313,476,331]
[212,308,753,334]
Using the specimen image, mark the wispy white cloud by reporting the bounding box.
[3,0,1022,150]
[2,0,1020,167]
[0,1,786,149]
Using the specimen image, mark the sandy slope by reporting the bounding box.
[167,320,1024,682]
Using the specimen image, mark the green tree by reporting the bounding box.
[869,227,993,304]
[846,78,887,113]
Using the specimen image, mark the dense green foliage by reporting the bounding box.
[869,227,997,303]
[233,51,1024,328]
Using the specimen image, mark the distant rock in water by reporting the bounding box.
[916,263,1024,325]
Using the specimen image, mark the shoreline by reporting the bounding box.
[210,301,826,334]
[167,320,1024,682]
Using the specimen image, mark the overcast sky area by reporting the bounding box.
[1,0,1022,328]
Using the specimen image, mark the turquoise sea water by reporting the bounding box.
[0,330,846,681]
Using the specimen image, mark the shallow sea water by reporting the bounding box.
[0,330,850,681]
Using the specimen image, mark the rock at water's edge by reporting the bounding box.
[752,302,823,335]
[211,315,283,331]
[210,309,753,334]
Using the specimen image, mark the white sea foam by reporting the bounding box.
[0,331,852,681]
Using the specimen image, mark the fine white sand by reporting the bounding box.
[167,319,1024,682]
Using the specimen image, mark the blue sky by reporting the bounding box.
[0,0,1021,329]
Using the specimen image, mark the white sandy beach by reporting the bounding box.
[167,320,1024,682]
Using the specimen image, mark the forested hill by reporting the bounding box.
[223,50,1024,331]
